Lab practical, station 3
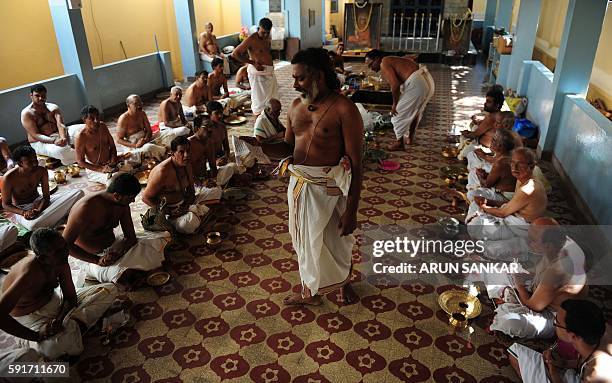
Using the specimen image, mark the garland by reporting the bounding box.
[450,8,472,43]
[354,0,368,9]
[353,2,373,33]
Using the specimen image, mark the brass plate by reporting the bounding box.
[438,289,482,319]
[135,170,151,185]
[223,115,247,125]
[442,146,460,158]
[206,231,223,246]
[222,187,247,201]
[146,271,170,286]
[441,166,468,179]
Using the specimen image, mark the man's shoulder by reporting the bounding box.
[21,104,34,115]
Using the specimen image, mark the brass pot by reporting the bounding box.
[54,170,67,184]
[66,165,80,177]
[206,231,223,247]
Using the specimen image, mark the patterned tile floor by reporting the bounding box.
[2,60,609,383]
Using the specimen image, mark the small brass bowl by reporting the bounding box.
[206,231,223,247]
[66,165,81,177]
[146,271,171,286]
[54,170,67,184]
[449,311,468,328]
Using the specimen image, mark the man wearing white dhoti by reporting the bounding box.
[272,48,363,306]
[253,99,285,142]
[143,136,210,235]
[365,49,435,150]
[488,218,588,339]
[63,174,170,288]
[508,300,611,383]
[199,22,231,75]
[2,146,83,231]
[158,87,191,138]
[467,148,547,241]
[21,84,79,165]
[0,229,117,364]
[232,18,278,116]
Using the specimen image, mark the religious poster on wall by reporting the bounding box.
[343,1,383,52]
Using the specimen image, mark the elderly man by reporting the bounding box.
[208,58,229,100]
[0,228,117,364]
[20,84,81,165]
[143,136,210,235]
[116,94,167,161]
[273,48,363,306]
[63,173,170,287]
[75,105,124,186]
[467,148,547,240]
[2,146,83,231]
[199,22,230,75]
[232,18,278,116]
[508,299,611,383]
[467,111,516,170]
[183,71,210,111]
[365,49,435,150]
[253,98,285,142]
[158,87,191,137]
[489,218,588,339]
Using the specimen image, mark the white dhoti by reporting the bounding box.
[491,302,556,339]
[391,66,435,140]
[0,224,19,252]
[216,163,239,186]
[86,169,112,186]
[67,124,85,143]
[466,149,493,172]
[123,131,167,163]
[466,203,529,241]
[160,124,190,139]
[507,343,579,383]
[167,193,211,234]
[247,64,278,115]
[201,53,230,75]
[74,231,171,285]
[10,189,84,231]
[466,171,514,202]
[30,136,76,166]
[12,284,118,360]
[286,158,354,296]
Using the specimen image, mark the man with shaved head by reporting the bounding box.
[488,217,588,339]
[158,87,190,136]
[199,22,230,75]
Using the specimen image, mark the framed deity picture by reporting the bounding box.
[331,0,338,13]
[343,2,383,51]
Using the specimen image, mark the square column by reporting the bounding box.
[482,0,498,50]
[48,0,102,110]
[495,0,513,32]
[505,0,542,91]
[173,0,201,80]
[541,0,608,152]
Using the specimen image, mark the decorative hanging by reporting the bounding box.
[353,1,374,33]
[354,0,369,9]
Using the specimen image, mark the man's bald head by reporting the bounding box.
[126,94,141,106]
[265,98,282,119]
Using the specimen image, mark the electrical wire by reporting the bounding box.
[89,0,105,64]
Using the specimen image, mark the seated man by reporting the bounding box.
[508,299,611,382]
[20,84,79,165]
[142,136,210,235]
[467,111,516,171]
[489,218,588,339]
[466,148,547,240]
[235,65,250,90]
[116,94,167,161]
[183,70,210,111]
[189,117,217,182]
[208,101,231,166]
[63,173,171,287]
[253,98,285,142]
[0,137,15,175]
[208,58,229,100]
[198,22,230,75]
[365,49,435,149]
[75,105,124,186]
[2,146,83,231]
[158,87,191,137]
[0,228,117,363]
[458,87,505,160]
[466,129,516,203]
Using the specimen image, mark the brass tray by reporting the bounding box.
[135,170,151,185]
[223,115,247,125]
[146,271,170,286]
[441,166,468,179]
[438,289,482,319]
[442,146,460,158]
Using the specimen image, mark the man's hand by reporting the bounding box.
[390,104,398,117]
[98,249,123,266]
[338,211,358,236]
[101,164,115,173]
[54,137,67,147]
[543,350,563,382]
[217,156,228,166]
[169,205,189,219]
[253,60,265,71]
[39,319,63,341]
[136,138,147,148]
[474,196,487,207]
[476,168,488,178]
[23,209,39,220]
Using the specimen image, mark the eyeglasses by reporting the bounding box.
[553,318,567,330]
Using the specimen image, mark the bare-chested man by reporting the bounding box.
[274,48,363,306]
[142,136,210,234]
[467,147,547,240]
[232,18,278,116]
[20,84,80,165]
[189,117,217,182]
[199,22,230,75]
[116,94,166,161]
[0,228,117,364]
[158,87,190,136]
[207,101,230,166]
[365,49,435,149]
[63,173,170,287]
[1,146,83,231]
[235,65,250,90]
[75,105,123,186]
[208,58,229,100]
[0,137,15,175]
[183,70,210,110]
[468,111,518,170]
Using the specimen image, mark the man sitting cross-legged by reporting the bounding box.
[189,117,217,183]
[116,94,167,162]
[467,111,516,171]
[1,145,83,231]
[0,228,118,364]
[158,87,191,137]
[508,299,611,382]
[253,98,286,143]
[208,58,229,100]
[208,101,231,166]
[63,173,171,288]
[142,136,210,235]
[466,148,547,240]
[183,70,210,113]
[466,129,517,203]
[489,218,588,339]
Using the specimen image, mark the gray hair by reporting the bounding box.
[513,147,537,166]
[126,94,140,105]
[30,228,62,258]
[171,86,182,95]
[264,98,281,111]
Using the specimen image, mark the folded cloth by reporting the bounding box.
[391,65,435,140]
[466,202,529,241]
[122,131,166,162]
[507,343,579,383]
[10,189,84,231]
[466,148,493,171]
[247,64,279,115]
[30,136,76,166]
[0,223,19,252]
[167,192,212,234]
[86,169,112,186]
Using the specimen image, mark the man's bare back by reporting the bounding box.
[380,56,419,87]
